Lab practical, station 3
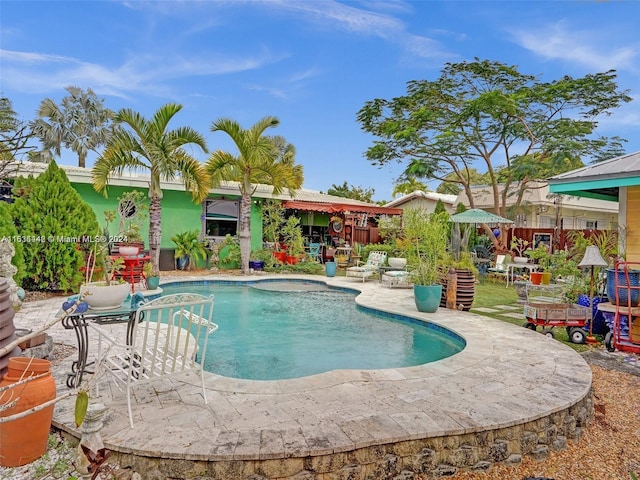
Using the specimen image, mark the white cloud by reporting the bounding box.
[510,21,639,72]
[0,48,282,99]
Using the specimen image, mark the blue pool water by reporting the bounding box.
[161,281,465,380]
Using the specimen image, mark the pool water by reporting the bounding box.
[162,282,465,380]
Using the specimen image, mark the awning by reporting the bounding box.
[282,200,402,216]
[449,208,514,225]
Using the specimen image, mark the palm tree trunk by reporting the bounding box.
[239,192,252,274]
[149,196,162,269]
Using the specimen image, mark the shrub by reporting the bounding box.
[10,162,99,291]
[0,201,25,285]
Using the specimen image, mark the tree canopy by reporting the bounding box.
[324,181,375,203]
[31,86,114,168]
[357,59,631,220]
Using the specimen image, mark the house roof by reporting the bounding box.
[384,190,457,208]
[282,200,402,216]
[548,151,640,202]
[457,180,618,214]
[9,161,396,213]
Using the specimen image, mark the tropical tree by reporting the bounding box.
[357,59,631,249]
[92,103,209,269]
[391,177,428,198]
[30,86,114,168]
[324,181,375,203]
[435,168,488,195]
[205,116,303,274]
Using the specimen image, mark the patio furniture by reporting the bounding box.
[346,251,387,282]
[307,243,323,263]
[90,293,217,427]
[487,254,509,281]
[381,270,412,288]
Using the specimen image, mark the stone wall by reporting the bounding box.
[105,391,593,480]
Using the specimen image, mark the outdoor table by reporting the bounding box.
[60,300,138,388]
[506,262,540,287]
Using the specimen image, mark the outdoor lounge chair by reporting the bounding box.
[487,254,509,281]
[346,251,387,282]
[91,293,217,427]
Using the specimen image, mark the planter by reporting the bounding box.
[249,260,265,271]
[439,269,476,311]
[146,276,160,290]
[577,294,609,335]
[272,251,287,263]
[513,256,529,264]
[530,271,543,285]
[285,255,299,265]
[176,255,190,271]
[325,261,337,277]
[414,284,443,313]
[0,357,56,467]
[514,280,530,304]
[541,271,552,285]
[118,245,139,257]
[606,268,640,306]
[388,257,407,269]
[80,282,130,310]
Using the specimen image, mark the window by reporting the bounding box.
[203,199,238,238]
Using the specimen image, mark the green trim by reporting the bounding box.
[550,189,619,202]
[550,175,640,191]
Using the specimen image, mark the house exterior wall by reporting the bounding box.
[72,183,263,251]
[625,186,640,262]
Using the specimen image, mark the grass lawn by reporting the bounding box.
[472,279,595,352]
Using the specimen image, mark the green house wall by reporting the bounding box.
[71,183,264,251]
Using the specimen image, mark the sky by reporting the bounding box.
[1,1,639,202]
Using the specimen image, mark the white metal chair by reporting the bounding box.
[487,254,509,281]
[346,251,387,282]
[92,293,217,427]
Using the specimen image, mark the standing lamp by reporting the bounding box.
[578,246,608,344]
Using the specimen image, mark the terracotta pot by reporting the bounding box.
[530,271,543,285]
[272,251,287,263]
[0,357,56,467]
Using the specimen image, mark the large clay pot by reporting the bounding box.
[0,357,56,467]
[414,284,443,313]
[607,268,640,306]
[440,269,476,311]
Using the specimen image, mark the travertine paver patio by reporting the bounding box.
[12,274,593,478]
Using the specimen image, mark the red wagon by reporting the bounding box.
[522,302,591,344]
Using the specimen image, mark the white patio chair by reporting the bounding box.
[346,251,387,282]
[487,254,509,281]
[91,293,217,428]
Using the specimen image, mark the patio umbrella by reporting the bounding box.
[449,208,514,226]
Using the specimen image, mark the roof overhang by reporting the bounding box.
[547,177,639,202]
[282,200,402,216]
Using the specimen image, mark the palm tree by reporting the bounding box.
[205,116,303,274]
[92,103,209,269]
[30,86,114,168]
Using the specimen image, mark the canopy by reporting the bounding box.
[449,208,514,225]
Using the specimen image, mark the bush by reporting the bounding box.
[10,162,99,291]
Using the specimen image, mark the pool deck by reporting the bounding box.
[12,273,592,477]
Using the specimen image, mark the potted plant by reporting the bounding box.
[171,230,207,270]
[351,242,363,265]
[282,216,305,265]
[526,245,552,284]
[510,236,530,264]
[80,213,130,310]
[404,209,449,313]
[143,262,160,290]
[249,249,272,271]
[218,234,241,269]
[112,190,148,255]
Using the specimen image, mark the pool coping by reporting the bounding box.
[13,273,593,474]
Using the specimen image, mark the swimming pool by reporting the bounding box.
[161,280,465,380]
